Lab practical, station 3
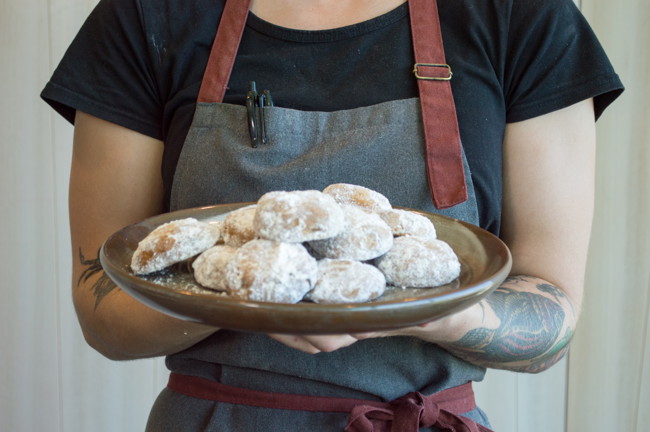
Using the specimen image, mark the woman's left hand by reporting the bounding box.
[267,333,367,354]
[266,309,475,354]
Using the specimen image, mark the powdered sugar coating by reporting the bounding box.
[254,190,345,243]
[192,245,238,291]
[307,259,386,304]
[379,208,437,239]
[323,183,392,213]
[375,236,460,288]
[222,205,258,247]
[224,239,318,303]
[131,218,220,275]
[308,205,393,261]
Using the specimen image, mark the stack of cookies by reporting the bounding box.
[130,184,460,304]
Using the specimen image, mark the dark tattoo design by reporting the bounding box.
[451,279,573,372]
[523,346,570,374]
[78,247,117,309]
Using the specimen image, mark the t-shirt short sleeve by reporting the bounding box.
[41,0,163,139]
[504,0,623,122]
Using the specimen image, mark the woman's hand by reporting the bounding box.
[267,334,363,354]
[265,305,479,354]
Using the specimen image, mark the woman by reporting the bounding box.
[42,0,623,430]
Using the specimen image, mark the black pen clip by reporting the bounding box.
[246,82,259,147]
[261,89,273,107]
[246,82,274,148]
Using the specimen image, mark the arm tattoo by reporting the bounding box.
[78,247,117,309]
[449,276,575,372]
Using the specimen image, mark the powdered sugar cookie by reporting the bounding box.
[254,190,345,243]
[222,205,258,247]
[379,208,437,239]
[224,239,318,303]
[131,218,220,275]
[323,183,392,213]
[307,259,386,304]
[308,205,393,261]
[375,236,460,288]
[192,245,238,291]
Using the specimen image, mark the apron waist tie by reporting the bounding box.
[167,372,493,432]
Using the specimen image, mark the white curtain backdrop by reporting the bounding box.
[1,0,647,430]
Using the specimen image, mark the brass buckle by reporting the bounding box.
[413,63,453,81]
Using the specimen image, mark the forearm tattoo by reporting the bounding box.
[448,276,575,373]
[78,247,117,309]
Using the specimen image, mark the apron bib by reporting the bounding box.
[170,98,478,222]
[153,1,491,431]
[170,0,478,223]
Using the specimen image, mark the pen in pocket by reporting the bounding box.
[246,81,273,148]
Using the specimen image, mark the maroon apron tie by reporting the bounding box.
[167,373,493,432]
[197,0,468,209]
[345,387,493,432]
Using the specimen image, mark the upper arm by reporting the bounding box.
[70,110,164,253]
[500,98,596,310]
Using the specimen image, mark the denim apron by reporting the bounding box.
[148,0,491,430]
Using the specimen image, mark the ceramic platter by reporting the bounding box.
[100,203,511,334]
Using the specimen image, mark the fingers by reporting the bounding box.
[267,334,321,354]
[267,334,361,354]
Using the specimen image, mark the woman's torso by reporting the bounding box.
[157,0,507,233]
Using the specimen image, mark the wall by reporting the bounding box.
[0,0,646,431]
[567,0,650,430]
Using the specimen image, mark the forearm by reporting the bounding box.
[411,275,578,373]
[75,247,218,361]
[68,112,220,360]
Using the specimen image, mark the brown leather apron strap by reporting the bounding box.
[167,373,493,432]
[196,0,467,209]
[197,0,251,103]
[408,0,468,209]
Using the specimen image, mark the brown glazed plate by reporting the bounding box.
[100,203,512,334]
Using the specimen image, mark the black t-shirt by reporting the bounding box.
[41,0,623,234]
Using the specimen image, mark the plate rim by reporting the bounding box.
[100,203,512,333]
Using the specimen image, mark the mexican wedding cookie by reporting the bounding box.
[222,205,258,247]
[254,190,345,243]
[323,183,392,213]
[131,218,220,275]
[306,259,386,304]
[224,239,318,303]
[375,236,461,288]
[379,208,437,239]
[308,205,393,261]
[192,245,238,291]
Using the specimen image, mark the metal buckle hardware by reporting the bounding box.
[413,63,453,81]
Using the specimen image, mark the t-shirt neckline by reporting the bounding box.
[246,3,409,43]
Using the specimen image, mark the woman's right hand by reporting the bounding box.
[69,111,218,360]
